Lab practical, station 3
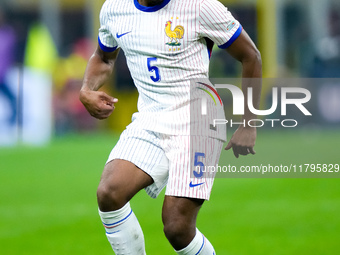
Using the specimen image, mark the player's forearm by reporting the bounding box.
[241,50,262,122]
[81,49,115,92]
[225,30,262,122]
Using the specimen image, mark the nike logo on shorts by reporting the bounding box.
[189,181,205,188]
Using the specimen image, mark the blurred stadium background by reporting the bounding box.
[0,0,339,254]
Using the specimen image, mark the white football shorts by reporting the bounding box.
[107,127,223,200]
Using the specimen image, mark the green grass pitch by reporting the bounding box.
[0,130,339,254]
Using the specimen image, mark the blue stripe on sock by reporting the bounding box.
[106,230,121,235]
[103,209,133,227]
[195,233,205,255]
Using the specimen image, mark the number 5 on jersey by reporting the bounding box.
[147,57,161,82]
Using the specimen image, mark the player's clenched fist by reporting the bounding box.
[79,90,118,120]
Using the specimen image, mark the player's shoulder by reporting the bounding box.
[198,0,229,15]
[199,0,227,8]
[101,0,132,10]
[100,0,132,17]
[101,0,119,10]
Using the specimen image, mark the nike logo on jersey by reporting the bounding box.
[189,181,205,188]
[116,31,132,38]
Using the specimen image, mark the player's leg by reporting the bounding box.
[162,196,215,255]
[97,159,153,211]
[97,128,169,254]
[160,135,223,254]
[97,159,153,255]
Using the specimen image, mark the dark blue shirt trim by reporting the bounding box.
[218,25,243,49]
[204,38,215,60]
[98,36,117,52]
[134,0,171,12]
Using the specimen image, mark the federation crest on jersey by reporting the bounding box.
[165,20,184,46]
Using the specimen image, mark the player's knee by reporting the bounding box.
[163,218,190,244]
[97,182,127,211]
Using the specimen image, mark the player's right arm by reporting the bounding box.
[79,46,120,120]
[199,0,262,158]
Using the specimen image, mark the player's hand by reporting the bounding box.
[225,125,256,158]
[79,89,118,120]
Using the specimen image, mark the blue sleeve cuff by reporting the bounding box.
[98,36,118,52]
[218,25,243,49]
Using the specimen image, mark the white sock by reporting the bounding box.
[99,203,146,255]
[175,229,216,255]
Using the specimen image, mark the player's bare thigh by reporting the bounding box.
[97,159,154,212]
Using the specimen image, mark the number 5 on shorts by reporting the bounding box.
[193,152,205,178]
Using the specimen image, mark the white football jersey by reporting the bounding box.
[98,0,242,140]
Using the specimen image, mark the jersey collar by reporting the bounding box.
[134,0,171,12]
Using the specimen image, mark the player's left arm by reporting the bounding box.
[224,29,262,158]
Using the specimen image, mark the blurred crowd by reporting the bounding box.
[0,4,97,137]
[0,7,16,126]
[52,38,97,135]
